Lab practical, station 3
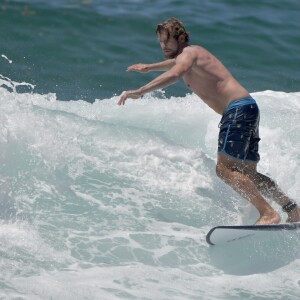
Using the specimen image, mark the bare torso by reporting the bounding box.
[180,45,250,115]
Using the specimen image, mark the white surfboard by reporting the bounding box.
[206,222,300,245]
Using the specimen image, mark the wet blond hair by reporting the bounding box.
[156,18,189,43]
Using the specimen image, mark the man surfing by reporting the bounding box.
[118,18,299,225]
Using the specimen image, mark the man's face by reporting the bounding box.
[158,30,179,59]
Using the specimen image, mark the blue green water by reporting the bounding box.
[1,0,300,101]
[1,1,300,299]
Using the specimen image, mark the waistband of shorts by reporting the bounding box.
[224,96,256,114]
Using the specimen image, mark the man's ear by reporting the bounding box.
[178,35,186,44]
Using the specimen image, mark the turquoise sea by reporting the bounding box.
[1,0,300,299]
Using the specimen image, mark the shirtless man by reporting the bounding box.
[118,18,299,225]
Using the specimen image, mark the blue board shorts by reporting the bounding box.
[218,96,260,162]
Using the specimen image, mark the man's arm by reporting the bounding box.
[127,59,176,73]
[118,50,196,105]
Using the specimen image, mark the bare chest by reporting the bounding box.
[183,71,207,93]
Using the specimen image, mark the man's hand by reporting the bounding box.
[127,64,149,73]
[118,89,142,105]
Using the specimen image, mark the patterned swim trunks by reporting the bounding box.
[218,96,260,162]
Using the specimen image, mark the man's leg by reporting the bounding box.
[216,152,281,225]
[247,170,300,223]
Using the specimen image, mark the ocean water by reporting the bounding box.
[1,0,300,101]
[1,0,300,299]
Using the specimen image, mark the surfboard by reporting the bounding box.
[206,222,300,245]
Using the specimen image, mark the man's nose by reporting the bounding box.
[160,41,167,48]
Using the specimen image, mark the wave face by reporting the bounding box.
[1,79,300,299]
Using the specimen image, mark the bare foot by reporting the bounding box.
[255,212,281,225]
[286,207,300,223]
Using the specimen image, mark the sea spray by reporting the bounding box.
[0,77,299,299]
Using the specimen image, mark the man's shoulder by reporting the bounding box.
[182,45,207,55]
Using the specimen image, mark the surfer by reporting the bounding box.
[118,18,299,225]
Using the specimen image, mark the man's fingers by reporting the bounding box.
[118,95,124,105]
[127,64,146,73]
[118,92,128,105]
[118,99,125,105]
[127,65,137,72]
[118,90,142,105]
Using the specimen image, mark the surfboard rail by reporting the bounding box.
[206,222,300,245]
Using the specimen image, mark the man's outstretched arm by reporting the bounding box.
[127,59,176,73]
[118,50,196,105]
[118,70,179,105]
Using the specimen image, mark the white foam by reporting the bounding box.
[1,79,300,299]
[1,54,12,64]
[8,261,300,299]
